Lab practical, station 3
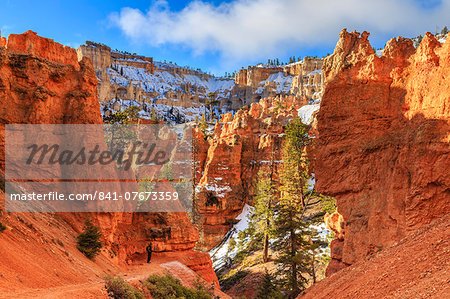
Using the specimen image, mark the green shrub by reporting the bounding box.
[145,274,211,299]
[220,270,248,291]
[320,194,337,214]
[104,275,144,299]
[256,271,283,299]
[0,222,6,233]
[76,218,103,259]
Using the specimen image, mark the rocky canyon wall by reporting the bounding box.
[77,41,238,116]
[0,31,218,285]
[77,41,326,122]
[234,57,324,106]
[193,96,306,250]
[0,30,102,169]
[315,29,450,275]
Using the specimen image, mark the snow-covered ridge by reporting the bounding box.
[80,40,325,125]
[101,98,229,125]
[108,64,235,100]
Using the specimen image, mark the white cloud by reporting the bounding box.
[109,0,450,60]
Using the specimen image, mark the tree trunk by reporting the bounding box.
[262,138,274,264]
[290,217,298,295]
[300,192,305,209]
[263,230,269,263]
[312,253,316,283]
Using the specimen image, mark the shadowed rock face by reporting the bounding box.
[316,29,450,275]
[0,31,218,285]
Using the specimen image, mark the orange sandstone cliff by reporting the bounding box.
[301,214,449,298]
[194,96,304,250]
[0,31,218,293]
[315,29,450,275]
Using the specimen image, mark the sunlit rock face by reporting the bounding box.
[316,29,450,275]
[193,96,304,250]
[77,40,239,115]
[0,31,218,286]
[78,40,325,122]
[235,58,324,106]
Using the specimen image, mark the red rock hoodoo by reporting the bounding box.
[315,29,450,275]
[194,96,304,250]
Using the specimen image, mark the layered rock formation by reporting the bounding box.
[235,65,283,88]
[77,41,237,117]
[7,30,81,69]
[0,31,6,47]
[78,41,154,73]
[234,58,324,106]
[315,29,450,275]
[193,96,305,250]
[78,41,326,123]
[0,30,101,169]
[0,31,218,286]
[284,57,324,100]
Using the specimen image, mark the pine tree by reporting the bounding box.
[103,105,140,125]
[281,117,311,205]
[248,167,276,263]
[77,218,103,259]
[151,109,159,122]
[206,92,219,122]
[441,26,449,35]
[417,34,424,46]
[103,106,140,151]
[273,117,314,298]
[200,113,208,137]
[256,271,283,299]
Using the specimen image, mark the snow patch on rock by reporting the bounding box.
[209,204,254,269]
[297,104,320,125]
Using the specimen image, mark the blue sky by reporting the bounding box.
[1,0,449,75]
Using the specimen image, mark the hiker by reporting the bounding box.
[146,242,152,263]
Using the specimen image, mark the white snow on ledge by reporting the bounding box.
[307,173,315,192]
[209,204,254,269]
[297,103,320,125]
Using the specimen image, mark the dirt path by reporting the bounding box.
[0,256,229,299]
[300,215,450,298]
[0,256,171,299]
